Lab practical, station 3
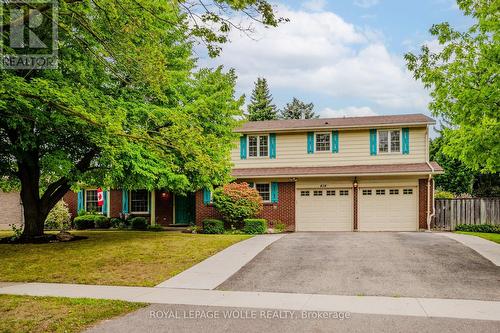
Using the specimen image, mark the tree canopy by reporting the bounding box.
[280,97,318,119]
[0,0,278,240]
[247,77,278,121]
[405,0,499,173]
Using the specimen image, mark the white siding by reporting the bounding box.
[232,127,427,168]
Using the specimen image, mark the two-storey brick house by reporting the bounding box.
[64,113,442,232]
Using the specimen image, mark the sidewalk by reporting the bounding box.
[156,234,285,289]
[437,233,500,266]
[1,282,499,321]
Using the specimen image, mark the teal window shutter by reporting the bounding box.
[332,130,339,153]
[369,129,377,155]
[77,190,84,212]
[402,128,410,154]
[269,133,276,159]
[307,132,314,154]
[240,135,247,159]
[122,190,129,213]
[271,182,279,203]
[203,188,211,205]
[102,190,108,214]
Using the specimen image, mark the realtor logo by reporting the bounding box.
[1,0,58,69]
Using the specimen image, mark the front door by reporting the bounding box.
[174,193,195,225]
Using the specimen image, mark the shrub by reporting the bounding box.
[243,219,267,234]
[45,200,71,230]
[455,224,500,233]
[274,222,286,233]
[94,216,111,229]
[203,219,224,234]
[130,217,148,230]
[212,182,263,225]
[187,225,202,234]
[73,215,96,230]
[435,191,455,199]
[110,217,123,228]
[147,224,164,232]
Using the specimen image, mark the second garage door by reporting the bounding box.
[358,187,418,231]
[296,188,352,231]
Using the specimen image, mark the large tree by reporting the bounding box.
[0,0,278,241]
[247,78,278,121]
[405,0,499,173]
[280,97,318,119]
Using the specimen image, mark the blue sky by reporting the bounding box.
[200,0,471,119]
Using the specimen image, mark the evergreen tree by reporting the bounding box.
[247,78,278,121]
[280,98,318,119]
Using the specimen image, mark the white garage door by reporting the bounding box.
[296,188,352,231]
[358,187,417,231]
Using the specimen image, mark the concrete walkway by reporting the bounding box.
[1,282,499,321]
[437,233,500,266]
[156,234,285,289]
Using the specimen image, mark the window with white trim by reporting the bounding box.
[362,189,372,195]
[313,190,323,196]
[300,190,310,197]
[326,190,336,196]
[378,130,401,153]
[339,190,349,196]
[130,190,149,213]
[315,133,331,152]
[389,189,399,195]
[376,189,385,195]
[248,135,269,157]
[403,189,413,195]
[85,189,102,213]
[256,183,270,202]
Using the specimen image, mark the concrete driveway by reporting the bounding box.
[217,232,500,301]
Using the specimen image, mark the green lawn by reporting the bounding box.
[455,231,500,244]
[0,295,144,333]
[0,231,250,286]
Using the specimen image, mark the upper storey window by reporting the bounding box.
[378,130,400,153]
[315,133,331,152]
[248,135,269,157]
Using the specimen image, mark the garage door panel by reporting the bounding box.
[359,187,417,231]
[296,189,352,231]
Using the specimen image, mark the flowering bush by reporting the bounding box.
[212,182,263,225]
[45,200,71,230]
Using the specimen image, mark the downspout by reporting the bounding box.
[426,162,435,231]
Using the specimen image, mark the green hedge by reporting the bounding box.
[130,217,148,230]
[455,224,500,233]
[243,219,267,234]
[203,219,224,234]
[94,216,111,229]
[73,215,97,230]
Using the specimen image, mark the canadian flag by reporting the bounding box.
[97,188,104,207]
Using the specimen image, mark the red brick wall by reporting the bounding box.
[63,191,78,219]
[195,182,296,231]
[109,190,122,218]
[418,178,434,229]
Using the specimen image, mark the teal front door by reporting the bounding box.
[174,193,195,225]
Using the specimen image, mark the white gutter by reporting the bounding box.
[233,171,438,179]
[426,161,435,231]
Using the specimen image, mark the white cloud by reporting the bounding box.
[199,4,428,111]
[302,0,327,12]
[353,0,379,8]
[321,106,378,118]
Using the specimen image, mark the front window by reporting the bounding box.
[379,130,401,153]
[130,190,149,213]
[248,135,269,157]
[255,183,270,202]
[85,190,102,213]
[315,133,330,152]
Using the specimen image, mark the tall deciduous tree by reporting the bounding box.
[280,98,318,119]
[405,0,499,173]
[247,78,278,121]
[0,0,278,241]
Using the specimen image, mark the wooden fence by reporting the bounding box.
[432,198,500,230]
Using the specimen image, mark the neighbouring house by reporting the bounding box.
[64,113,442,231]
[0,191,23,230]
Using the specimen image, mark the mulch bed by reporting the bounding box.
[0,231,87,244]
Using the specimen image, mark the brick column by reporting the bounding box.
[353,183,358,231]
